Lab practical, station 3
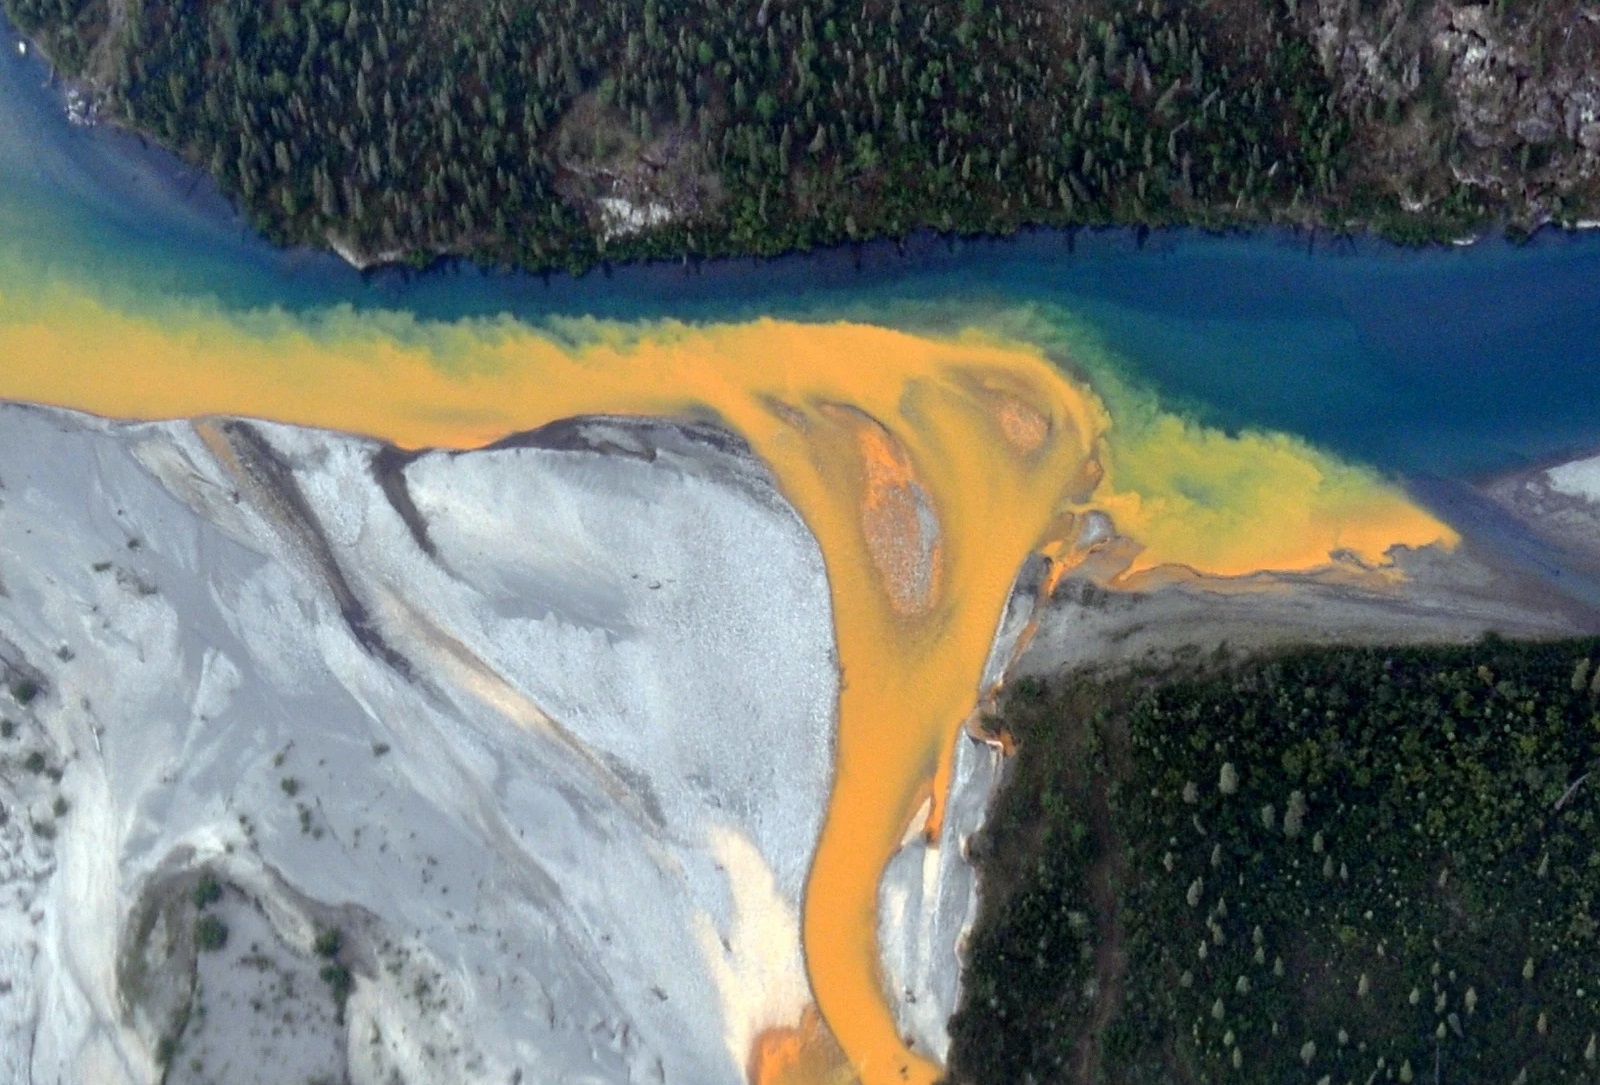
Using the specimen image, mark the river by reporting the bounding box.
[8,24,1600,483]
[3,13,1599,1085]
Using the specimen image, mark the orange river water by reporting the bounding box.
[0,279,1455,1085]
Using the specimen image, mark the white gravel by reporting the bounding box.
[0,404,852,1085]
[1547,453,1600,504]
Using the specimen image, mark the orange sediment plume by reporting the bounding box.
[1093,411,1457,578]
[0,278,1458,1085]
[749,1007,858,1085]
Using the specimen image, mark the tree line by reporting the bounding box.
[10,0,1361,273]
[951,636,1600,1085]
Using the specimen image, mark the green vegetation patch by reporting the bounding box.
[4,0,106,75]
[191,872,223,909]
[13,0,1600,264]
[313,927,342,960]
[194,914,229,953]
[5,0,1357,272]
[950,637,1600,1085]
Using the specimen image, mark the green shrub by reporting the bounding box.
[313,927,342,959]
[194,915,228,952]
[320,963,353,1006]
[191,873,222,909]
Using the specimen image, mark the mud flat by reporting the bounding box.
[1478,448,1600,584]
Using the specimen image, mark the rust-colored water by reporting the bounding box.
[0,281,1455,1085]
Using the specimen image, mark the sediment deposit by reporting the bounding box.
[0,406,838,1085]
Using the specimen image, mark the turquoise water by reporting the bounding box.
[5,14,1600,481]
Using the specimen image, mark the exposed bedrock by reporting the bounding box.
[0,403,862,1085]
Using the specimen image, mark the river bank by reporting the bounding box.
[10,0,1600,279]
[955,616,1600,1085]
[5,10,1600,1082]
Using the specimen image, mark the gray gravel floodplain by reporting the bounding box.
[0,402,844,1085]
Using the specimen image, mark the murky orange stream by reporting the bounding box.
[0,281,1454,1085]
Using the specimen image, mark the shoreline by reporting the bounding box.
[7,14,1600,293]
[322,214,1600,282]
[1018,470,1600,687]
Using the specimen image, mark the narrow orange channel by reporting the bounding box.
[0,281,1454,1085]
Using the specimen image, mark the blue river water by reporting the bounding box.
[3,12,1599,482]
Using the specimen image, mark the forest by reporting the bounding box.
[949,637,1600,1085]
[9,0,1598,272]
